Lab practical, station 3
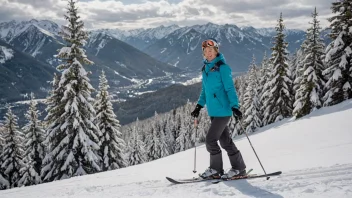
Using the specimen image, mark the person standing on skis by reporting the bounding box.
[191,38,246,179]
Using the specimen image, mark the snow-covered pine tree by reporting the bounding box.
[173,109,182,153]
[127,119,146,166]
[156,113,170,158]
[44,73,64,135]
[175,119,190,152]
[95,70,126,171]
[293,8,326,118]
[227,78,244,136]
[263,13,293,124]
[0,106,25,188]
[176,102,195,152]
[42,73,64,181]
[243,56,262,133]
[291,47,306,99]
[195,106,208,143]
[164,114,176,154]
[146,112,169,161]
[237,75,248,107]
[18,93,45,187]
[0,122,9,189]
[0,123,4,152]
[324,0,352,106]
[229,77,243,135]
[185,101,197,148]
[159,114,173,154]
[258,52,271,126]
[41,0,101,182]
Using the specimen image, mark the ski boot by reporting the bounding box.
[221,168,247,179]
[199,167,222,179]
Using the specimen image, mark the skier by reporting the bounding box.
[191,38,246,179]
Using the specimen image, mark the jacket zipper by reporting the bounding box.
[214,94,223,108]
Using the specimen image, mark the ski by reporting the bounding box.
[212,171,282,184]
[166,169,255,185]
[166,176,217,184]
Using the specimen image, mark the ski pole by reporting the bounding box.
[238,119,270,180]
[193,118,198,173]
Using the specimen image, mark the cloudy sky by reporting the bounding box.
[0,0,334,30]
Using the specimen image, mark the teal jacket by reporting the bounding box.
[197,53,239,117]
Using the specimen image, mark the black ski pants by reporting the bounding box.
[206,116,246,173]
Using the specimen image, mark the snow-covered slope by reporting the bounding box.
[1,100,352,197]
[0,45,14,63]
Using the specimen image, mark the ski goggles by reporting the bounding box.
[202,39,219,49]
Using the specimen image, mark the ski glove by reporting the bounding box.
[232,107,242,120]
[191,104,203,118]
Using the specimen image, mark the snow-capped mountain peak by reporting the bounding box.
[137,24,180,40]
[89,24,181,42]
[0,19,60,42]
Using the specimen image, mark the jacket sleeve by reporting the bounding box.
[219,64,240,109]
[197,81,206,107]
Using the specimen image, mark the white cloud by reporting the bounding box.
[0,0,333,30]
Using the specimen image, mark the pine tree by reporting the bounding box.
[45,73,63,126]
[237,75,248,107]
[175,119,189,152]
[146,112,169,161]
[243,56,262,133]
[17,93,45,187]
[258,52,271,126]
[293,8,326,118]
[0,122,10,189]
[164,114,176,154]
[291,47,306,99]
[324,0,352,106]
[95,70,126,171]
[127,119,146,166]
[175,104,194,152]
[230,78,244,135]
[0,106,25,188]
[263,13,293,124]
[0,123,4,153]
[173,110,182,153]
[41,0,101,182]
[195,108,208,143]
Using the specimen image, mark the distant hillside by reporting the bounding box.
[114,83,201,125]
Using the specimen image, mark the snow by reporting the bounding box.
[14,99,46,105]
[95,39,107,56]
[0,45,14,63]
[181,74,202,85]
[160,48,167,53]
[134,90,156,95]
[34,25,56,38]
[113,70,144,84]
[173,60,179,67]
[1,101,352,197]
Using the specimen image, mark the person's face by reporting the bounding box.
[203,47,217,62]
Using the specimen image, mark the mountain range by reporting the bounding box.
[93,23,331,72]
[0,19,331,124]
[0,19,184,103]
